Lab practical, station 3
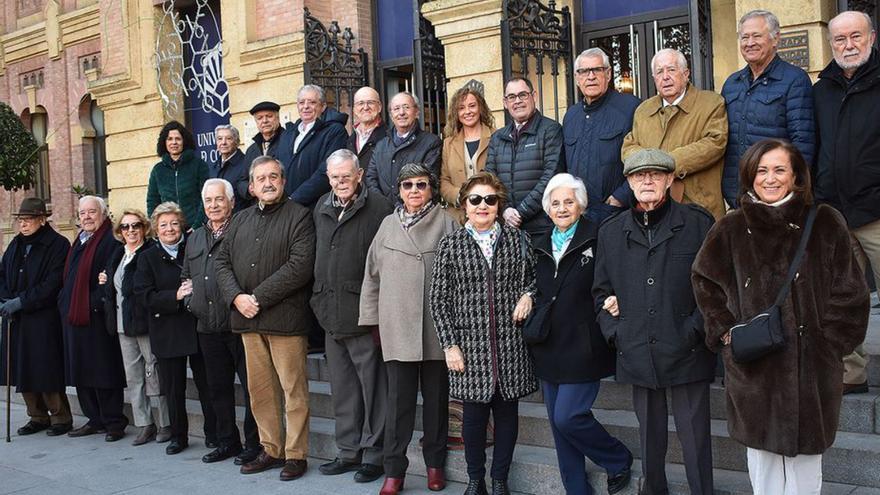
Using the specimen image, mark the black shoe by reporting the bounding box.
[354,463,384,483]
[234,446,263,466]
[464,479,488,495]
[202,444,243,463]
[104,430,125,442]
[843,381,869,395]
[205,437,219,449]
[607,466,632,495]
[46,423,72,437]
[319,458,361,476]
[491,479,510,495]
[17,421,49,436]
[165,439,188,455]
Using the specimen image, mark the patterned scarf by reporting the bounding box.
[551,220,578,254]
[397,200,435,231]
[208,216,231,240]
[465,221,500,267]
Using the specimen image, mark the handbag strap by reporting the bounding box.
[772,205,818,307]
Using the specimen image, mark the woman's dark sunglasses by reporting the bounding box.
[466,194,500,206]
[401,180,429,191]
[120,222,143,231]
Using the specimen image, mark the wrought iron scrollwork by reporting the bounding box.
[414,15,448,136]
[304,8,369,112]
[501,0,574,122]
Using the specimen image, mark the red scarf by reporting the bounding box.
[64,218,111,326]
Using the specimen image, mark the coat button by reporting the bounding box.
[650,337,657,344]
[648,308,656,315]
[208,300,212,305]
[204,276,209,280]
[251,263,255,267]
[208,254,212,257]
[647,277,655,285]
[416,254,422,260]
[154,313,160,318]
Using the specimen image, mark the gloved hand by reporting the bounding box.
[0,297,22,317]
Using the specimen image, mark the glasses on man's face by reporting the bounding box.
[631,170,667,182]
[391,104,413,114]
[503,91,533,103]
[466,194,500,207]
[400,180,429,191]
[120,222,143,231]
[354,100,380,108]
[16,216,38,223]
[575,66,607,77]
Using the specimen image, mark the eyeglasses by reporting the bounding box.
[120,222,143,231]
[400,180,429,191]
[15,216,39,223]
[575,66,607,76]
[503,91,533,103]
[630,170,667,182]
[390,104,414,114]
[354,100,380,108]
[466,194,500,207]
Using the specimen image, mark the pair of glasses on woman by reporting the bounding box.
[466,194,500,206]
[120,222,143,231]
[401,180,429,191]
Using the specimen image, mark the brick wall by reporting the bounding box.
[254,0,301,41]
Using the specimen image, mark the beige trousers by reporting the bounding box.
[241,333,309,459]
[847,220,880,384]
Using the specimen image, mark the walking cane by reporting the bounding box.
[5,317,11,443]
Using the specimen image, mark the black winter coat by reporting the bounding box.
[276,108,350,206]
[243,128,283,172]
[210,149,253,212]
[592,200,716,389]
[135,240,198,359]
[365,125,442,204]
[0,225,70,392]
[312,187,392,338]
[183,225,230,334]
[813,48,880,228]
[102,240,154,337]
[59,223,126,389]
[531,220,615,384]
[348,122,388,170]
[486,112,563,235]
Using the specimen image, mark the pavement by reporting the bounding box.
[0,402,466,495]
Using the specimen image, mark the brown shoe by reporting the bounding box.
[155,426,173,443]
[68,424,105,437]
[843,381,869,395]
[240,451,285,475]
[132,424,157,446]
[280,459,308,481]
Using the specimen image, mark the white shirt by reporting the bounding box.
[662,88,687,107]
[355,124,378,152]
[294,120,316,154]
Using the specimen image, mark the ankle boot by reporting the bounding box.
[379,476,405,495]
[464,478,488,495]
[491,478,510,495]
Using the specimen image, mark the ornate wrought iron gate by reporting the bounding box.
[414,13,448,136]
[501,0,574,122]
[689,0,714,90]
[304,8,369,112]
[838,0,879,31]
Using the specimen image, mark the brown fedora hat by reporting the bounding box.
[12,197,52,217]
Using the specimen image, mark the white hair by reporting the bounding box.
[214,124,241,147]
[828,10,875,39]
[542,173,588,215]
[575,47,610,69]
[202,178,234,203]
[78,195,108,217]
[651,48,689,73]
[299,84,326,104]
[738,10,781,40]
[326,148,359,170]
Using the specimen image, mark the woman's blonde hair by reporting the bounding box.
[150,202,186,234]
[113,208,152,241]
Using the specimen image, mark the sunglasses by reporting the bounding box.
[120,222,143,231]
[466,194,500,206]
[401,180,429,191]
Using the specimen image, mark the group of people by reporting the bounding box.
[1,8,877,495]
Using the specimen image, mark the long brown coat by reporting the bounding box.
[622,83,728,219]
[359,205,459,362]
[692,195,869,456]
[440,124,493,223]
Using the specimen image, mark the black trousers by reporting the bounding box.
[462,390,519,481]
[198,332,259,449]
[76,386,127,433]
[384,360,448,477]
[156,352,216,443]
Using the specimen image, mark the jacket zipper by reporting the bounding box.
[175,169,179,202]
[535,237,592,280]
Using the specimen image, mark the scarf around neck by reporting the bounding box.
[397,200,435,231]
[551,220,578,253]
[465,221,500,266]
[64,218,112,326]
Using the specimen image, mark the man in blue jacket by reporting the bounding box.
[721,9,814,208]
[563,48,640,224]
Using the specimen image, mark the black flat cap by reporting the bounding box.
[249,101,280,115]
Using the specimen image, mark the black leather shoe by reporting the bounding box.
[464,479,488,495]
[319,458,361,475]
[104,430,125,442]
[202,444,243,463]
[491,479,510,495]
[46,423,72,437]
[354,463,384,483]
[280,459,308,481]
[165,439,188,455]
[17,421,49,436]
[607,466,632,495]
[234,446,263,466]
[205,437,219,449]
[68,424,106,437]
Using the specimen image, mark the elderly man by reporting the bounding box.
[563,48,640,223]
[814,10,879,395]
[212,124,252,212]
[276,84,349,207]
[366,91,441,203]
[348,87,388,169]
[183,178,261,465]
[59,196,128,441]
[622,48,728,220]
[721,9,814,208]
[243,101,284,170]
[593,149,715,495]
[312,149,392,483]
[486,77,563,235]
[216,156,316,481]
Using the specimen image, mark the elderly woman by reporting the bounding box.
[360,163,458,495]
[147,121,210,228]
[692,139,869,494]
[0,198,72,437]
[430,171,537,495]
[440,86,495,222]
[99,209,171,446]
[135,202,216,455]
[529,173,632,495]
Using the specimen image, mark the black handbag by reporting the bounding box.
[522,300,553,344]
[729,205,817,363]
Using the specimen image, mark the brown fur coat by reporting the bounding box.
[692,195,869,456]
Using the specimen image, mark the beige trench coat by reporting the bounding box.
[359,205,459,362]
[440,124,494,223]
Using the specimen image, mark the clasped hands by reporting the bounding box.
[233,293,260,319]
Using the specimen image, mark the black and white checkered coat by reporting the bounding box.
[430,224,538,403]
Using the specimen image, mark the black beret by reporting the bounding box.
[249,101,280,115]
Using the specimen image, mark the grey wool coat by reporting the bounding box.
[359,205,458,362]
[430,224,538,403]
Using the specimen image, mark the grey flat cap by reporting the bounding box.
[623,148,675,176]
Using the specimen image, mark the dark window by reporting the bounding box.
[30,109,51,201]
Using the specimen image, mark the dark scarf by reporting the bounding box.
[11,224,50,290]
[64,218,112,326]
